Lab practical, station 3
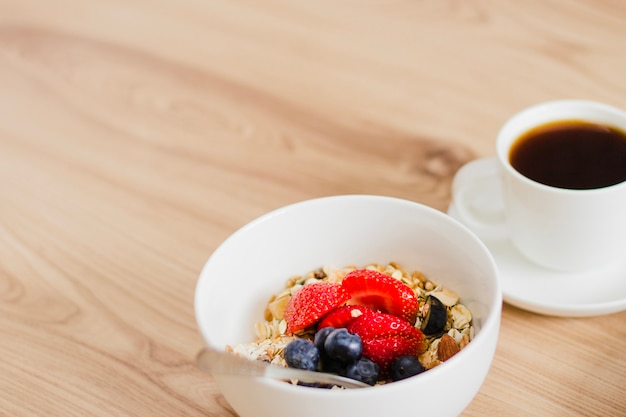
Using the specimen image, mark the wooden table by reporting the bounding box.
[1,1,625,416]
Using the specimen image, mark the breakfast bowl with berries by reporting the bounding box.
[195,195,501,417]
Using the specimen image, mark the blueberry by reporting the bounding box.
[284,339,320,371]
[344,358,379,386]
[324,328,362,363]
[320,357,346,375]
[314,327,335,351]
[390,355,425,381]
[296,381,322,388]
[420,296,447,336]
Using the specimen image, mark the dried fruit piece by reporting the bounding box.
[437,334,460,362]
[347,312,425,374]
[283,282,350,334]
[342,269,419,324]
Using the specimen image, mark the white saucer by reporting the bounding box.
[448,203,626,317]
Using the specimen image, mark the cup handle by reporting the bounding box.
[450,157,507,241]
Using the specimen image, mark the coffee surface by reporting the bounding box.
[509,120,626,189]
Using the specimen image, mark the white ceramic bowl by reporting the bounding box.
[195,195,501,417]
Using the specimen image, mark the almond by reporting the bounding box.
[437,334,460,362]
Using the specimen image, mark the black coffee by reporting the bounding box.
[509,120,626,189]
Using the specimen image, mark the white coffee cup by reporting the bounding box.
[451,100,626,272]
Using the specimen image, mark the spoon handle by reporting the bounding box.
[196,347,369,389]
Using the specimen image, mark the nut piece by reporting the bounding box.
[437,334,460,362]
[430,288,459,307]
[267,292,291,320]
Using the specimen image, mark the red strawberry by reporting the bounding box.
[283,282,350,334]
[318,305,374,330]
[341,269,419,324]
[347,312,425,374]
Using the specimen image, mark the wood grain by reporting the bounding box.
[1,1,625,416]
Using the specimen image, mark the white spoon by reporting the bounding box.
[196,347,370,389]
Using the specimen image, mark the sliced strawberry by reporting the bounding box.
[360,337,422,373]
[318,305,375,330]
[341,269,419,324]
[283,282,350,334]
[347,312,425,374]
[347,311,423,341]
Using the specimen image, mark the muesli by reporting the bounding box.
[229,262,474,386]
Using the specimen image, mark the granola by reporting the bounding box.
[229,262,474,383]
